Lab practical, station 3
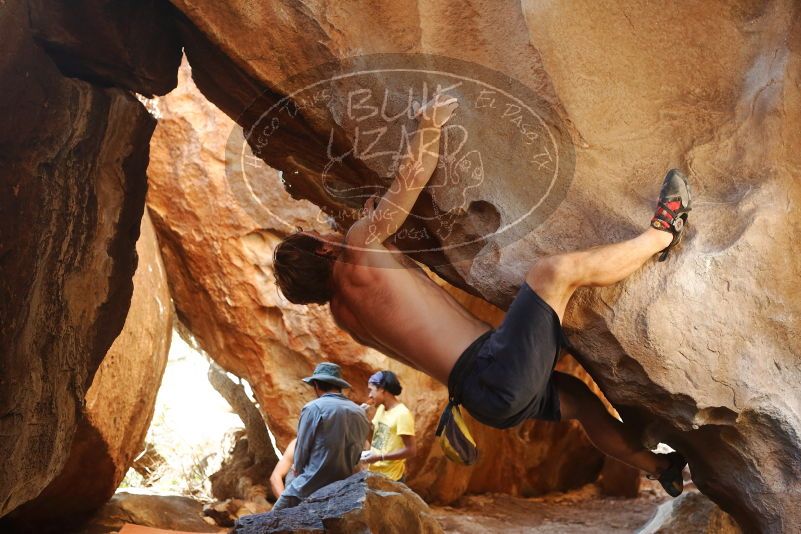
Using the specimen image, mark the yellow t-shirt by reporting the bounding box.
[369,402,415,481]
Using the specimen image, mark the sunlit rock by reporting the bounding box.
[639,491,740,534]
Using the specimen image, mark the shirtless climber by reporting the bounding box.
[272,93,692,497]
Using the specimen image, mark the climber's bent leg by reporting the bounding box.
[526,229,672,321]
[554,371,668,476]
[526,169,692,321]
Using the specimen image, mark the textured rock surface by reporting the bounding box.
[147,62,636,504]
[4,212,173,529]
[525,4,801,533]
[146,59,338,443]
[28,0,182,97]
[81,492,221,534]
[0,0,154,518]
[235,471,443,534]
[168,2,801,530]
[433,488,666,534]
[638,491,740,534]
[207,367,278,503]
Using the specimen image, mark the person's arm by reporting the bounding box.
[365,434,417,463]
[357,409,375,468]
[291,407,317,476]
[347,93,458,247]
[365,405,377,446]
[269,438,296,498]
[363,409,416,463]
[363,434,417,463]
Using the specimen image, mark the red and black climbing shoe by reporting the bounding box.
[649,451,687,498]
[651,169,692,262]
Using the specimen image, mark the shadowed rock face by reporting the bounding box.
[147,61,631,504]
[0,0,157,518]
[2,212,173,530]
[28,0,182,97]
[234,471,443,534]
[163,2,801,531]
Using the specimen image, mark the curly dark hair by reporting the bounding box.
[273,232,335,304]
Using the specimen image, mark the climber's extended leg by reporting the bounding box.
[555,372,664,473]
[529,170,692,495]
[555,372,687,496]
[441,170,692,494]
[526,169,692,321]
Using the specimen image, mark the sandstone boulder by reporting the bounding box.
[80,492,221,534]
[166,2,801,530]
[0,0,154,517]
[3,212,173,530]
[234,472,443,534]
[524,4,801,533]
[638,491,740,534]
[146,59,337,444]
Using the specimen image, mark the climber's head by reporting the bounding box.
[273,230,341,304]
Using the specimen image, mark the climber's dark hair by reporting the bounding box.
[273,230,334,304]
[369,370,402,396]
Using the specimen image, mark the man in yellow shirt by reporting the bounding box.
[361,371,417,482]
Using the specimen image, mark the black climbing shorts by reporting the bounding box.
[447,282,565,428]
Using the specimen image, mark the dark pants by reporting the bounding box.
[448,282,565,429]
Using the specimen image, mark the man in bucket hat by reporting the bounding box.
[271,362,370,511]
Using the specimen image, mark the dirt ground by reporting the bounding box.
[432,482,669,533]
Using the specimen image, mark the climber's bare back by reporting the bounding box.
[329,236,491,384]
[324,92,487,384]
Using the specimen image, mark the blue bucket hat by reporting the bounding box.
[302,362,352,389]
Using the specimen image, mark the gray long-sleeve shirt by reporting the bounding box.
[283,392,370,500]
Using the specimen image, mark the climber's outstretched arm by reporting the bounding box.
[347,93,458,247]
